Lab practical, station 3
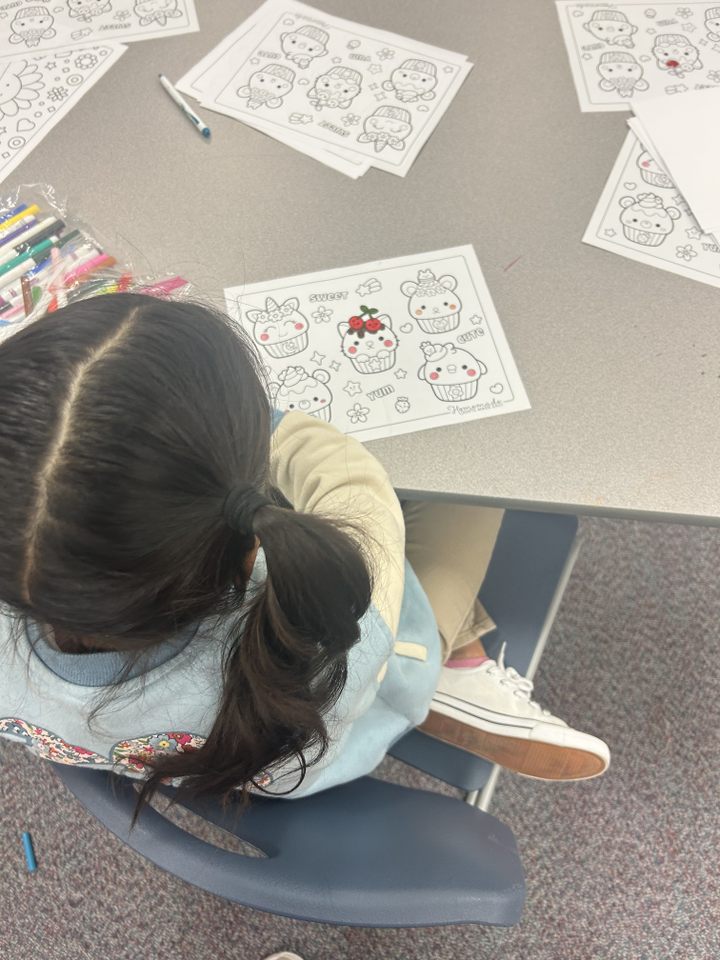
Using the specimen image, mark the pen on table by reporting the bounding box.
[21,832,37,873]
[20,275,33,317]
[158,74,211,139]
[0,205,39,239]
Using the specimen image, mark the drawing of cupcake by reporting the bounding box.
[636,150,673,188]
[245,296,309,359]
[417,342,486,401]
[400,269,462,334]
[618,193,680,246]
[270,365,333,421]
[337,305,398,374]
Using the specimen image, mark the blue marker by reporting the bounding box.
[21,832,37,872]
[158,74,211,139]
[0,203,27,225]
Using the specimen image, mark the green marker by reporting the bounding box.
[0,236,58,279]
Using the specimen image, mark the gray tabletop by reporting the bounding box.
[12,0,720,525]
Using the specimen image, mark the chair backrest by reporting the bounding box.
[54,765,525,927]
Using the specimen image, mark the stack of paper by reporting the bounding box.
[629,89,720,241]
[177,0,473,178]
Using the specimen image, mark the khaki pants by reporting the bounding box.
[402,502,504,663]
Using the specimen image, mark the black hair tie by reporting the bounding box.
[223,485,271,533]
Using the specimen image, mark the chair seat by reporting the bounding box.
[54,765,525,927]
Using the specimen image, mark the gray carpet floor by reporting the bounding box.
[1,517,718,960]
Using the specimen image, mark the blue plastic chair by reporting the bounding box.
[53,509,579,928]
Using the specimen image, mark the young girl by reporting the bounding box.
[0,294,608,808]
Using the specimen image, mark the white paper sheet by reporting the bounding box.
[176,1,370,178]
[225,247,530,443]
[631,87,720,237]
[0,0,198,58]
[180,0,472,177]
[556,1,720,112]
[0,44,125,184]
[584,130,720,288]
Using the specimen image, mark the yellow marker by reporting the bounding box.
[0,204,41,240]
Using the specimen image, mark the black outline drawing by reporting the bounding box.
[597,51,649,96]
[9,6,56,47]
[269,364,333,421]
[238,64,295,110]
[245,295,309,358]
[636,149,673,188]
[133,0,183,27]
[583,9,638,48]
[619,192,681,246]
[67,0,112,22]
[394,396,411,414]
[400,268,462,334]
[0,60,43,117]
[307,65,362,111]
[417,341,488,402]
[382,58,438,102]
[338,307,398,374]
[651,34,702,78]
[706,7,720,42]
[357,105,412,151]
[280,24,329,69]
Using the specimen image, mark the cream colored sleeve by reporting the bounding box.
[270,411,405,636]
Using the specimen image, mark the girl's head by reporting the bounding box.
[0,293,371,804]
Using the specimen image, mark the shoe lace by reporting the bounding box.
[486,642,551,716]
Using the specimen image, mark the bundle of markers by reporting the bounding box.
[0,193,189,332]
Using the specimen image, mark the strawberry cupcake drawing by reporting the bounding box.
[401,269,462,334]
[337,305,398,374]
[417,341,487,401]
[245,295,309,359]
[269,365,333,421]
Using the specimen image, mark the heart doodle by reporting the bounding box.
[623,182,637,190]
[16,118,35,132]
[489,383,504,395]
[399,323,413,334]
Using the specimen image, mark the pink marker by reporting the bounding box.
[64,253,116,287]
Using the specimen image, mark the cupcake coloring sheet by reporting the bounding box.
[177,0,472,177]
[584,130,720,288]
[0,0,199,58]
[556,1,720,111]
[226,247,530,443]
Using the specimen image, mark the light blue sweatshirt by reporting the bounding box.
[0,412,442,794]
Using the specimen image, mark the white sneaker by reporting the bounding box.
[420,644,610,781]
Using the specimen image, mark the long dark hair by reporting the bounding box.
[0,293,372,807]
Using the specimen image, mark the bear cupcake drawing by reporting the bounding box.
[382,59,438,102]
[583,9,638,47]
[338,305,398,375]
[269,365,333,421]
[307,66,362,110]
[618,193,680,246]
[357,107,413,152]
[705,7,720,41]
[401,269,462,334]
[636,150,673,189]
[417,342,487,402]
[8,6,56,47]
[280,24,329,69]
[237,64,295,110]
[245,295,309,358]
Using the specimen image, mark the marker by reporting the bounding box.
[0,205,39,238]
[0,218,65,265]
[21,832,37,873]
[158,74,211,138]
[0,203,27,225]
[0,236,59,279]
[64,253,116,286]
[20,275,33,317]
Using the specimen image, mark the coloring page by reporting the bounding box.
[584,129,720,288]
[0,44,125,184]
[0,0,198,58]
[556,1,720,111]
[226,246,530,444]
[185,0,472,177]
[176,1,370,178]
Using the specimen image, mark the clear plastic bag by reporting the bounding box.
[0,183,191,339]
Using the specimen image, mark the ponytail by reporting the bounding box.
[136,494,372,810]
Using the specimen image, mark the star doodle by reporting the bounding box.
[329,360,341,372]
[469,313,484,325]
[685,226,703,240]
[343,380,362,397]
[310,351,326,365]
[394,368,407,380]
